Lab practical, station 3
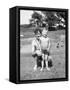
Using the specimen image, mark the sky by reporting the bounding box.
[20,10,33,25]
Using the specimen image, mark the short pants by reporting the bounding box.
[32,54,42,60]
[42,50,50,56]
[32,54,42,67]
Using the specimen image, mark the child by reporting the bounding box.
[32,28,42,71]
[40,27,51,71]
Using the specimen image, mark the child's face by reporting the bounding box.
[35,31,41,39]
[42,28,48,37]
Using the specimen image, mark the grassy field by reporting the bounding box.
[20,29,66,80]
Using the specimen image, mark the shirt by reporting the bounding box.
[40,36,50,50]
[32,38,41,54]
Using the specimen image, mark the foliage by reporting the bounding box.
[30,11,66,30]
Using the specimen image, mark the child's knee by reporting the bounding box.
[42,54,44,60]
[45,55,48,61]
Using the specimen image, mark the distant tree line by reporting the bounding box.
[30,11,66,31]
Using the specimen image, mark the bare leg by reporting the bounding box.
[40,60,44,71]
[46,61,50,71]
[45,55,50,71]
[33,56,37,71]
[40,54,44,71]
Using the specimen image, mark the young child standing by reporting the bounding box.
[40,27,51,71]
[32,28,42,71]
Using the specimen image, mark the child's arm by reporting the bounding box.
[47,38,51,52]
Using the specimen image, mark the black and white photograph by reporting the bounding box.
[20,9,68,81]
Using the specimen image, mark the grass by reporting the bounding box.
[20,29,65,80]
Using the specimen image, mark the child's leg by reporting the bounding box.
[33,50,42,71]
[33,56,38,71]
[40,54,44,71]
[37,56,42,67]
[45,55,48,67]
[40,61,44,71]
[45,55,50,71]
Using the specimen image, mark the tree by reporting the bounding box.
[41,11,66,30]
[30,11,43,27]
[30,11,66,30]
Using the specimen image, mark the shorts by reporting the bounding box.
[42,50,50,56]
[32,54,38,58]
[32,53,42,59]
[32,50,42,57]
